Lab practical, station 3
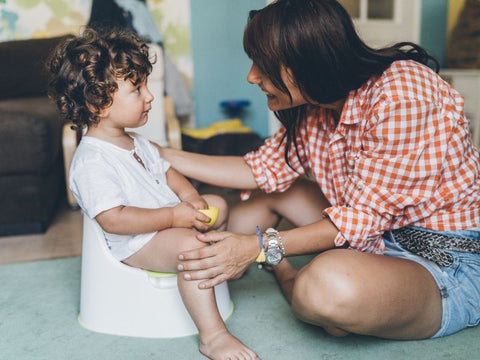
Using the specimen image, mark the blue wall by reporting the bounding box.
[420,0,448,67]
[190,0,449,138]
[190,0,268,137]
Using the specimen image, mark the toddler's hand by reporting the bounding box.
[182,193,208,210]
[171,202,210,231]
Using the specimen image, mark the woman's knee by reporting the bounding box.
[204,194,228,212]
[202,194,229,225]
[291,252,360,324]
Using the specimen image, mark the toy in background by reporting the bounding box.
[181,99,264,157]
[182,99,252,140]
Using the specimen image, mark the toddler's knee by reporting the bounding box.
[177,230,206,253]
[214,196,228,216]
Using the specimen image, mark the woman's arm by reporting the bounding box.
[159,147,258,190]
[178,217,340,289]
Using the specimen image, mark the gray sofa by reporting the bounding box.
[0,36,69,235]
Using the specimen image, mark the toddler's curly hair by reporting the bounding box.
[48,27,152,130]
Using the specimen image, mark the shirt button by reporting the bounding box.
[356,183,362,190]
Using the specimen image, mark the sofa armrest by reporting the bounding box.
[164,95,182,150]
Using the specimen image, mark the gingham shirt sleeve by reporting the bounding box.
[325,94,450,253]
[243,126,306,194]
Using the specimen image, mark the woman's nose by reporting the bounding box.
[247,63,262,85]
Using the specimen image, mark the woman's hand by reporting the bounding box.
[177,231,260,289]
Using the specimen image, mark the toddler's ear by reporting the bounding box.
[86,102,110,118]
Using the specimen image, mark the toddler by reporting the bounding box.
[48,28,258,360]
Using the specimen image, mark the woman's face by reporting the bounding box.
[247,63,308,111]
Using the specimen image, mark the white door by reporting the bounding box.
[338,0,421,47]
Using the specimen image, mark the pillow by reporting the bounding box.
[0,35,70,100]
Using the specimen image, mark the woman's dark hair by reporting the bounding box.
[243,0,439,169]
[48,27,152,130]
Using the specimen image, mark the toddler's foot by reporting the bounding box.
[199,329,259,360]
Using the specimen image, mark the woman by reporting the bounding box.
[160,0,480,340]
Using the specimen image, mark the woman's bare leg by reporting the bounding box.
[228,177,329,233]
[228,178,327,299]
[228,179,443,339]
[289,249,442,339]
[269,259,298,301]
[201,194,229,231]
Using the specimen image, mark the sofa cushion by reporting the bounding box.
[0,35,70,100]
[0,160,64,234]
[0,97,62,175]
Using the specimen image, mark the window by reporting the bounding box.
[338,0,395,21]
[368,0,394,20]
[337,0,420,48]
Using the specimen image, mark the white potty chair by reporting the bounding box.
[78,215,234,338]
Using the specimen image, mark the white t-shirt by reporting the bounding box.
[69,133,181,260]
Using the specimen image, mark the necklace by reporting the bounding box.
[133,152,145,167]
[132,151,160,185]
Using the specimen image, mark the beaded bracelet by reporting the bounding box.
[255,226,266,263]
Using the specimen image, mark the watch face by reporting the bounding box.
[266,247,283,265]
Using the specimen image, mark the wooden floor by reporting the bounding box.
[0,202,83,265]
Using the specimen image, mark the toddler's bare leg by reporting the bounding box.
[123,228,258,360]
[177,275,258,360]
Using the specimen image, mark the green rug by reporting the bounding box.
[0,256,479,360]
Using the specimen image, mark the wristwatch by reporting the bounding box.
[264,228,284,266]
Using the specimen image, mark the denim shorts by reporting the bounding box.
[383,226,480,338]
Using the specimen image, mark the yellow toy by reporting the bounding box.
[182,99,253,140]
[181,118,252,140]
[199,206,219,227]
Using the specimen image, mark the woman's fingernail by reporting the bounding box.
[184,273,191,280]
[178,254,184,260]
[177,264,184,271]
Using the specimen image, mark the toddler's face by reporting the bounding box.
[100,78,154,129]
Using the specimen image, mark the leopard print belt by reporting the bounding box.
[391,227,480,267]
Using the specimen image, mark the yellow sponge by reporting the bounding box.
[199,206,219,227]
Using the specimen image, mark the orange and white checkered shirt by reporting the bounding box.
[244,60,480,254]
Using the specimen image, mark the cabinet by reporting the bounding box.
[440,69,480,147]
